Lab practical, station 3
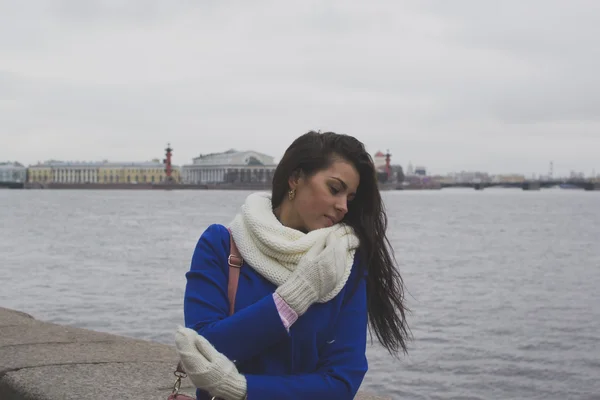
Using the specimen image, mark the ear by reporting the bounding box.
[288,170,303,190]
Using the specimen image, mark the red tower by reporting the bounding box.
[163,143,173,182]
[385,149,392,179]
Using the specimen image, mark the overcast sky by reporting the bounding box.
[2,1,599,177]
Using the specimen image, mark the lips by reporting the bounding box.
[325,215,336,226]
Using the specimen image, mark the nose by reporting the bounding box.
[335,198,348,216]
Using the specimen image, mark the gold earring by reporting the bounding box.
[288,189,296,200]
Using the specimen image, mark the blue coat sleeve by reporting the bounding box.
[244,268,369,400]
[184,224,289,365]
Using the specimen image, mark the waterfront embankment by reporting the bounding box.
[5,180,599,191]
[7,181,422,190]
[0,307,388,400]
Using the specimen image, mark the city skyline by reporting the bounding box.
[2,1,599,177]
[3,146,595,180]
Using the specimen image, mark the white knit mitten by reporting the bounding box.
[275,232,347,315]
[175,327,247,400]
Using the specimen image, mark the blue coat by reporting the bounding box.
[184,224,368,400]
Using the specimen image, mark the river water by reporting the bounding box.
[1,189,599,399]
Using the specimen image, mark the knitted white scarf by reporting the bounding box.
[229,192,360,302]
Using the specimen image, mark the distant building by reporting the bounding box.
[491,174,526,183]
[97,161,180,184]
[373,151,386,172]
[27,160,180,184]
[414,166,427,176]
[570,171,585,180]
[431,175,454,184]
[0,162,26,183]
[446,171,491,183]
[182,149,277,184]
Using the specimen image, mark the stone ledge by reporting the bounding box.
[1,362,195,400]
[0,307,388,399]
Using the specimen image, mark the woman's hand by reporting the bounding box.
[275,232,347,315]
[175,327,247,400]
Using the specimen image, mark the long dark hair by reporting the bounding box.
[271,131,410,356]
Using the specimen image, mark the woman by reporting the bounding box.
[175,131,410,400]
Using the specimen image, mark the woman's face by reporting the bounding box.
[288,158,360,232]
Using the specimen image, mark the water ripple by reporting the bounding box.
[1,189,599,399]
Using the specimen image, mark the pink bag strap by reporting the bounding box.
[226,228,243,316]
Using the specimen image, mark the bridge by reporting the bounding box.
[440,179,600,191]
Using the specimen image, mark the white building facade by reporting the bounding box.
[56,162,100,183]
[0,162,26,182]
[182,149,277,184]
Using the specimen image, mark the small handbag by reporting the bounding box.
[168,228,244,400]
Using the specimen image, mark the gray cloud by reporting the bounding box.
[1,0,599,176]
